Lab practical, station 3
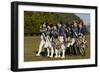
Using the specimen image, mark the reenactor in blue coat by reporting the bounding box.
[78,21,87,56]
[70,21,79,55]
[79,21,86,38]
[51,25,60,58]
[36,22,48,56]
[57,22,66,58]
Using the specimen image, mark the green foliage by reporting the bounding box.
[24,11,80,35]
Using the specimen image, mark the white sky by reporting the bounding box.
[75,13,90,26]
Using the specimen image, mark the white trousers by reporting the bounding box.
[44,36,54,57]
[70,38,75,46]
[56,36,65,58]
[36,39,46,56]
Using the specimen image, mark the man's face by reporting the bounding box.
[57,23,61,27]
[74,22,77,27]
[79,24,82,28]
[43,24,46,27]
[53,26,57,30]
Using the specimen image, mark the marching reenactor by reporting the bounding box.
[57,22,66,58]
[36,22,48,56]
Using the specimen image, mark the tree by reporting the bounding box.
[24,11,81,35]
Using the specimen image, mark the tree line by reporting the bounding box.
[24,11,81,36]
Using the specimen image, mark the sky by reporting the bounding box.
[75,13,90,26]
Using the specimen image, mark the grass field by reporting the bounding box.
[24,35,90,62]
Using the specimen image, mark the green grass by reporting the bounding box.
[24,35,90,62]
